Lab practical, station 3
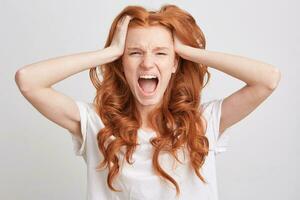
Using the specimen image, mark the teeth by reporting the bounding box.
[139,75,157,79]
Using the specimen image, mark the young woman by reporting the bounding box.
[15,4,281,200]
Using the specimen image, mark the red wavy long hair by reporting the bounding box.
[89,4,211,197]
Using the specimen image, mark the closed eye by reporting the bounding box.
[129,52,141,55]
[129,52,167,55]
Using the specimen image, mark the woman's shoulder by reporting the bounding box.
[200,99,223,120]
[200,98,223,135]
[75,101,104,128]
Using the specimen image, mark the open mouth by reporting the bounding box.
[137,77,159,96]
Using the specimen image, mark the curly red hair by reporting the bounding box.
[89,4,211,197]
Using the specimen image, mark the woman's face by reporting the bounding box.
[121,25,178,108]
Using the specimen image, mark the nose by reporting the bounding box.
[140,53,155,69]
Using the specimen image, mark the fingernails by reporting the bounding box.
[120,15,132,24]
[126,15,132,20]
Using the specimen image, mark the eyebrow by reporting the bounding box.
[127,46,170,51]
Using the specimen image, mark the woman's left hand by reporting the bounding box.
[173,32,187,58]
[173,31,207,64]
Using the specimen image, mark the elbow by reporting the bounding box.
[15,68,25,90]
[267,67,281,90]
[15,68,32,93]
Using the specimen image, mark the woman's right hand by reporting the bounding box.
[110,15,133,57]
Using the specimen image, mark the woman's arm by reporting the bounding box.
[175,44,280,89]
[15,47,120,91]
[15,47,121,139]
[15,15,132,141]
[174,35,281,134]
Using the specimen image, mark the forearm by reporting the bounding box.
[178,45,281,90]
[15,46,120,91]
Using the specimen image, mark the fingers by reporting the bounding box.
[120,15,127,25]
[110,15,133,53]
[117,15,133,28]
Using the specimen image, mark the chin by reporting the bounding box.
[137,98,159,106]
[135,95,162,107]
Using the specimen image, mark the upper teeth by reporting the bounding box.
[139,75,157,79]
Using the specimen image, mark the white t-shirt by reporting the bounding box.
[70,98,230,200]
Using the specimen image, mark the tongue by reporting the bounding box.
[138,79,157,93]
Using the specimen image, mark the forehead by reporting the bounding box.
[126,25,173,49]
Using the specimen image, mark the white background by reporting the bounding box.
[1,0,298,199]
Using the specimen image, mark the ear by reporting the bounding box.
[172,54,179,73]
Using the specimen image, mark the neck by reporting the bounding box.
[137,104,154,128]
[136,100,161,129]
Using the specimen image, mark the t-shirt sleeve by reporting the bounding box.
[69,100,89,157]
[201,98,231,156]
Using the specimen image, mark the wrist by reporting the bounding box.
[178,45,206,64]
[105,46,123,58]
[176,44,193,60]
[94,46,122,66]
